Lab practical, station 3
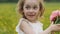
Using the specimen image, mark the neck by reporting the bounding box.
[28,18,38,23]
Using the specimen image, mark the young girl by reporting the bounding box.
[16,0,60,34]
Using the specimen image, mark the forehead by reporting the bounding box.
[24,0,39,6]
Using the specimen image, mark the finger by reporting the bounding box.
[55,24,60,26]
[51,21,54,25]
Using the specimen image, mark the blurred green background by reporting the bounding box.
[0,0,60,34]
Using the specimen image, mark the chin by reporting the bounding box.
[27,17,36,21]
[26,16,37,21]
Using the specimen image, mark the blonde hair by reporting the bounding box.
[17,0,44,17]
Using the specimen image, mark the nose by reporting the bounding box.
[29,9,34,12]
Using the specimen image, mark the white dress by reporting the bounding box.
[16,18,43,34]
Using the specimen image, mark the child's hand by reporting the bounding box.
[49,22,60,31]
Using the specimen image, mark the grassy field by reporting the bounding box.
[0,2,60,34]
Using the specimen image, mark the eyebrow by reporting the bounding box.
[26,4,38,7]
[26,5,30,7]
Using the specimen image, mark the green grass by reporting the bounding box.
[0,3,18,34]
[0,2,60,34]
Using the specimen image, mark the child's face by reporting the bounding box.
[23,0,40,22]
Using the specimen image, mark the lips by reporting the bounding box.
[27,13,36,17]
[28,15,35,16]
[28,15,35,17]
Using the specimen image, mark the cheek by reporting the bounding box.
[35,10,40,15]
[23,10,28,16]
[35,11,40,17]
[23,11,27,15]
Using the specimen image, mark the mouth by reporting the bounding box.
[28,15,35,17]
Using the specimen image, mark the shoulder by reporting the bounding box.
[16,18,25,32]
[16,18,29,32]
[18,18,31,29]
[18,18,34,33]
[17,18,29,27]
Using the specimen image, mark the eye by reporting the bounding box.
[33,6,38,9]
[25,5,30,10]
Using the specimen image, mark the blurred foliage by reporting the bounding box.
[0,0,18,2]
[44,0,60,2]
[0,0,60,3]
